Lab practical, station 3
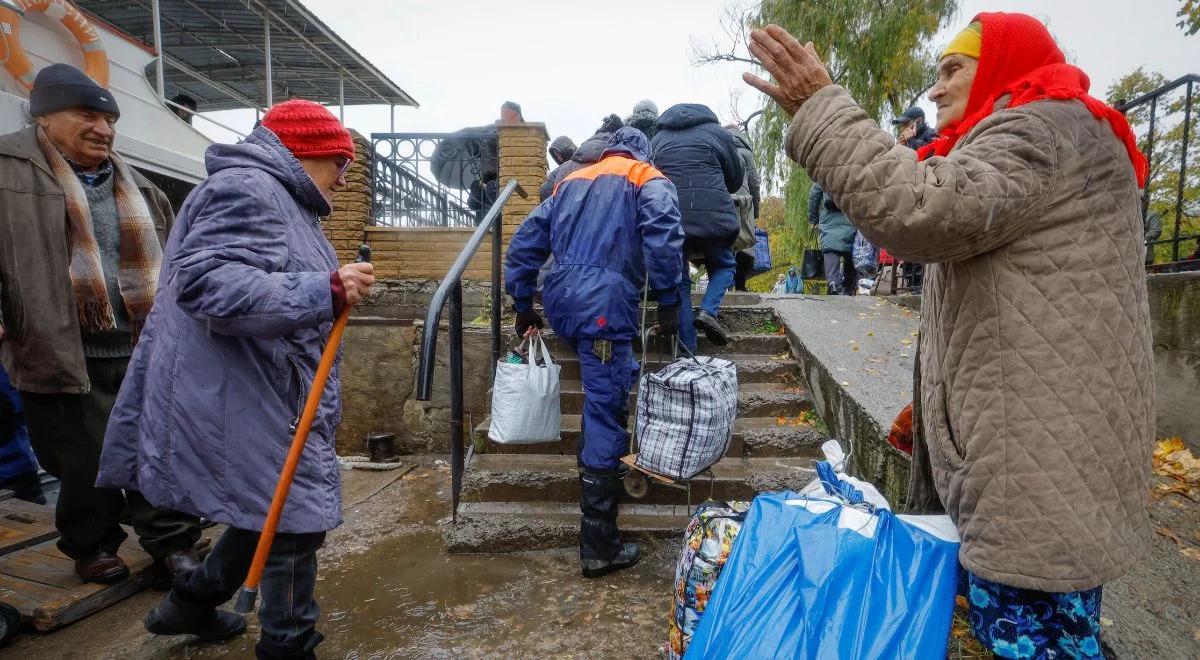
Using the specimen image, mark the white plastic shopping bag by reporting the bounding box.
[487,334,561,444]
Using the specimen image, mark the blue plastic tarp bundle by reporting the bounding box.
[684,467,960,659]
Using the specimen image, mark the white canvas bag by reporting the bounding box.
[487,334,561,444]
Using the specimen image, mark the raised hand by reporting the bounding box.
[742,24,834,117]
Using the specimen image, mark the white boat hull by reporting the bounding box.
[1,7,209,183]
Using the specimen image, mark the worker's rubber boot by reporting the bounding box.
[579,471,643,578]
[144,594,247,641]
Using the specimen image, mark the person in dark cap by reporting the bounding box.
[540,115,626,202]
[0,63,204,586]
[170,93,198,125]
[540,135,578,201]
[890,106,937,149]
[500,100,524,124]
[625,99,660,140]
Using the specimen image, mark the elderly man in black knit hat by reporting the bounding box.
[0,63,203,586]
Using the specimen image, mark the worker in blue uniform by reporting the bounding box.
[505,127,684,578]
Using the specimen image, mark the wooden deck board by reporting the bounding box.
[0,531,155,631]
[0,499,58,558]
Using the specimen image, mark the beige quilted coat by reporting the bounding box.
[787,85,1154,592]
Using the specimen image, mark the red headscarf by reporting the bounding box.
[918,13,1148,187]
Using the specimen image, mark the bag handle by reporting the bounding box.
[532,333,553,368]
[520,332,553,368]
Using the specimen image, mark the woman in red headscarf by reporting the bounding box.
[744,13,1153,658]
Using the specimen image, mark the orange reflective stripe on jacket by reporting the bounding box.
[553,155,665,196]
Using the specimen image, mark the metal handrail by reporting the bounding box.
[373,156,475,226]
[414,178,527,520]
[1116,73,1198,267]
[1115,74,1200,113]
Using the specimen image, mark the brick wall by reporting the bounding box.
[497,123,548,245]
[324,124,548,281]
[366,226,491,280]
[322,130,371,264]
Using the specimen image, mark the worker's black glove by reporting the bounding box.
[654,304,680,336]
[515,308,544,337]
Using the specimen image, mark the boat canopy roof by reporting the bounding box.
[76,0,418,112]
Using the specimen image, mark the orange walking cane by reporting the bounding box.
[234,244,370,614]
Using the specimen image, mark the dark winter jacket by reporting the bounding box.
[650,104,744,244]
[540,136,578,202]
[540,132,611,201]
[904,123,938,150]
[508,128,684,340]
[549,135,577,165]
[808,183,856,254]
[98,126,344,534]
[727,128,761,219]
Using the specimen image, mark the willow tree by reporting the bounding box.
[695,0,959,272]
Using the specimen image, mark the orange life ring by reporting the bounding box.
[0,0,109,91]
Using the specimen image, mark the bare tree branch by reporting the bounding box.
[690,3,759,68]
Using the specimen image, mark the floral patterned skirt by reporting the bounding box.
[966,572,1104,659]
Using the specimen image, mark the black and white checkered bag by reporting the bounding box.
[634,354,738,480]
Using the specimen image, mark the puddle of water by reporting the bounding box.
[317,530,675,658]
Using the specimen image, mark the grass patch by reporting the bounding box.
[799,408,830,436]
[752,317,783,335]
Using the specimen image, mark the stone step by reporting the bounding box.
[460,454,818,507]
[538,333,791,359]
[701,305,784,334]
[446,502,692,553]
[473,415,825,459]
[550,353,799,384]
[555,381,812,418]
[691,292,764,306]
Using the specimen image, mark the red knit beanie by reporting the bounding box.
[262,99,355,161]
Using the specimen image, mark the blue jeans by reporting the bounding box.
[678,241,736,351]
[171,526,326,659]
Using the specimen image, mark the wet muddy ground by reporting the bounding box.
[7,460,679,659]
[7,458,1198,659]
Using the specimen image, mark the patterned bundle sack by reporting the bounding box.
[635,356,737,480]
[667,500,751,660]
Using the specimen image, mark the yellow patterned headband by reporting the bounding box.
[941,22,982,60]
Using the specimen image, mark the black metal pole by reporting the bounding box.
[1173,81,1193,264]
[1143,96,1158,221]
[491,206,503,376]
[449,280,464,521]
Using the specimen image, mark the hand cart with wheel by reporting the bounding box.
[620,288,736,503]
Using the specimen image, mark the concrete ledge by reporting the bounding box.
[769,295,918,506]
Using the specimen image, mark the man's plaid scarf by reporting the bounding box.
[36,126,162,340]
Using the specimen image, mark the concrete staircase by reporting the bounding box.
[446,293,826,552]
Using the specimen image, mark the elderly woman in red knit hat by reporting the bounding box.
[744,13,1153,658]
[98,99,374,657]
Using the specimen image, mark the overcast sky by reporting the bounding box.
[202,0,1196,158]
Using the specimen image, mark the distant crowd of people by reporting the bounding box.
[536,99,762,347]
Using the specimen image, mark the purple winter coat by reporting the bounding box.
[97,126,343,533]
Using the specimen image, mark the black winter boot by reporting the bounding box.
[144,594,247,641]
[694,310,729,346]
[579,471,643,578]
